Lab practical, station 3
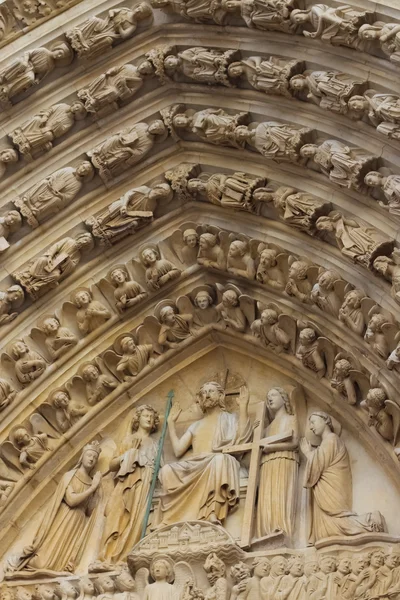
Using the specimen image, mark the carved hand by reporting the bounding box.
[300,437,312,456]
[239,385,249,406]
[168,402,182,424]
[91,470,102,490]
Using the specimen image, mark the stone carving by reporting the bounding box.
[150,0,234,24]
[236,120,312,162]
[152,301,193,350]
[47,389,88,432]
[228,56,303,97]
[348,91,400,139]
[65,4,152,60]
[0,210,22,252]
[6,426,49,469]
[71,289,112,335]
[0,378,16,411]
[80,363,118,405]
[295,325,334,378]
[109,267,148,312]
[197,232,226,270]
[289,70,366,115]
[203,553,228,599]
[285,259,313,304]
[77,60,155,116]
[183,287,220,332]
[216,287,249,333]
[373,253,400,305]
[262,186,331,233]
[230,562,251,600]
[171,107,249,148]
[9,102,87,161]
[0,148,18,180]
[13,232,94,300]
[316,212,394,269]
[360,384,400,452]
[365,169,400,216]
[300,411,385,542]
[139,245,181,291]
[40,315,78,360]
[0,284,24,325]
[300,140,376,191]
[338,289,366,337]
[364,313,392,359]
[0,43,73,107]
[331,355,369,406]
[6,440,102,574]
[387,343,400,373]
[8,340,47,384]
[227,239,255,280]
[256,387,299,540]
[358,22,400,64]
[310,269,344,318]
[107,334,153,380]
[161,46,239,87]
[238,0,296,33]
[88,120,167,182]
[251,303,295,353]
[98,405,160,563]
[155,381,252,526]
[13,162,94,228]
[86,183,172,246]
[256,246,286,290]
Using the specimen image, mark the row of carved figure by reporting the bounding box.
[4,44,400,166]
[1,277,400,509]
[3,547,400,600]
[2,1,400,114]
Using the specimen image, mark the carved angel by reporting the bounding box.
[228,56,302,97]
[39,315,78,361]
[176,287,219,332]
[170,225,199,266]
[71,289,112,335]
[256,246,287,290]
[80,361,118,405]
[251,303,296,353]
[235,121,312,163]
[331,353,370,405]
[172,107,249,147]
[216,285,252,333]
[364,312,396,359]
[365,169,400,216]
[0,284,24,325]
[109,267,148,312]
[360,384,400,450]
[0,210,22,252]
[374,253,400,305]
[65,4,152,60]
[227,238,256,279]
[0,378,16,411]
[266,186,331,233]
[358,22,400,65]
[285,259,313,304]
[45,389,88,433]
[197,230,226,270]
[296,324,335,378]
[145,301,193,350]
[300,141,376,191]
[338,289,368,337]
[5,419,52,469]
[7,339,46,385]
[139,245,181,291]
[105,333,153,380]
[310,269,345,317]
[135,558,195,600]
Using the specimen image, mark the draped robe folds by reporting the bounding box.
[253,122,301,160]
[304,432,385,542]
[242,56,290,94]
[256,413,299,538]
[192,110,239,146]
[14,104,75,157]
[205,173,260,212]
[334,217,390,262]
[0,48,55,99]
[67,15,119,57]
[143,582,179,600]
[145,259,179,290]
[155,411,252,526]
[383,175,400,215]
[117,344,152,377]
[15,468,100,573]
[83,64,143,108]
[0,378,13,409]
[101,434,158,562]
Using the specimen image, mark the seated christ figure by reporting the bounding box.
[155,381,252,527]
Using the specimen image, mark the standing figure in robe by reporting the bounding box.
[155,381,252,527]
[99,405,160,563]
[256,387,299,540]
[300,411,385,543]
[7,441,102,574]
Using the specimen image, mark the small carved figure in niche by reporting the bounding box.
[81,363,118,405]
[140,246,181,291]
[373,254,400,304]
[114,335,153,379]
[109,267,147,312]
[49,389,88,433]
[180,229,199,264]
[41,316,78,361]
[331,358,359,405]
[78,60,155,115]
[360,387,399,446]
[285,260,312,303]
[0,148,18,180]
[348,92,400,139]
[365,170,400,216]
[197,233,226,270]
[204,553,228,600]
[151,0,233,25]
[7,441,102,574]
[227,240,255,279]
[235,121,312,163]
[251,308,292,353]
[171,107,249,147]
[10,340,46,384]
[114,570,140,600]
[158,304,192,349]
[99,405,160,563]
[291,5,370,48]
[358,22,400,64]
[191,289,219,330]
[88,120,167,182]
[164,47,239,86]
[14,162,94,228]
[143,557,178,600]
[310,270,342,317]
[256,387,299,540]
[0,482,13,506]
[338,289,365,336]
[295,328,330,378]
[230,562,251,600]
[256,248,286,290]
[0,210,22,252]
[0,285,24,325]
[65,4,152,60]
[265,186,331,233]
[0,378,16,411]
[316,212,393,268]
[237,0,296,33]
[95,578,114,600]
[364,313,390,359]
[72,289,112,335]
[9,426,49,469]
[387,342,400,372]
[0,43,73,106]
[300,411,385,542]
[187,171,266,214]
[300,141,376,191]
[10,102,87,162]
[216,289,247,332]
[260,556,288,599]
[289,70,365,115]
[228,56,302,97]
[86,183,171,246]
[13,232,94,301]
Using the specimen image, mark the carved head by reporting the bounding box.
[308,411,334,436]
[260,308,278,326]
[290,8,311,23]
[220,0,240,12]
[78,579,95,597]
[138,59,155,76]
[94,577,114,596]
[187,179,206,195]
[299,143,318,159]
[120,336,137,355]
[194,290,213,310]
[365,388,387,414]
[81,364,100,382]
[367,313,387,333]
[141,246,159,266]
[358,24,383,40]
[370,550,385,568]
[150,182,173,202]
[364,171,384,188]
[51,390,70,409]
[77,441,101,474]
[337,557,352,575]
[199,233,217,250]
[348,95,368,116]
[204,552,226,583]
[258,248,277,268]
[228,240,247,258]
[289,260,308,281]
[317,270,337,291]
[75,232,94,252]
[252,558,270,578]
[227,62,244,78]
[287,556,304,577]
[164,55,181,72]
[343,289,363,309]
[270,556,287,577]
[315,216,334,233]
[12,427,31,448]
[222,289,239,307]
[73,289,92,308]
[76,161,94,182]
[0,148,18,164]
[304,558,318,577]
[150,557,175,583]
[183,229,198,248]
[234,125,250,144]
[351,554,370,574]
[289,74,307,91]
[230,562,251,583]
[267,387,293,415]
[319,556,337,574]
[11,340,29,359]
[35,585,54,600]
[70,101,87,121]
[148,119,166,137]
[333,358,351,380]
[132,2,152,20]
[252,188,273,204]
[385,551,400,569]
[3,210,22,232]
[15,589,31,600]
[299,328,317,346]
[110,267,128,285]
[172,114,191,129]
[50,42,74,65]
[0,587,14,600]
[131,404,159,434]
[42,316,60,335]
[6,285,24,307]
[197,382,226,412]
[114,570,136,593]
[159,305,176,325]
